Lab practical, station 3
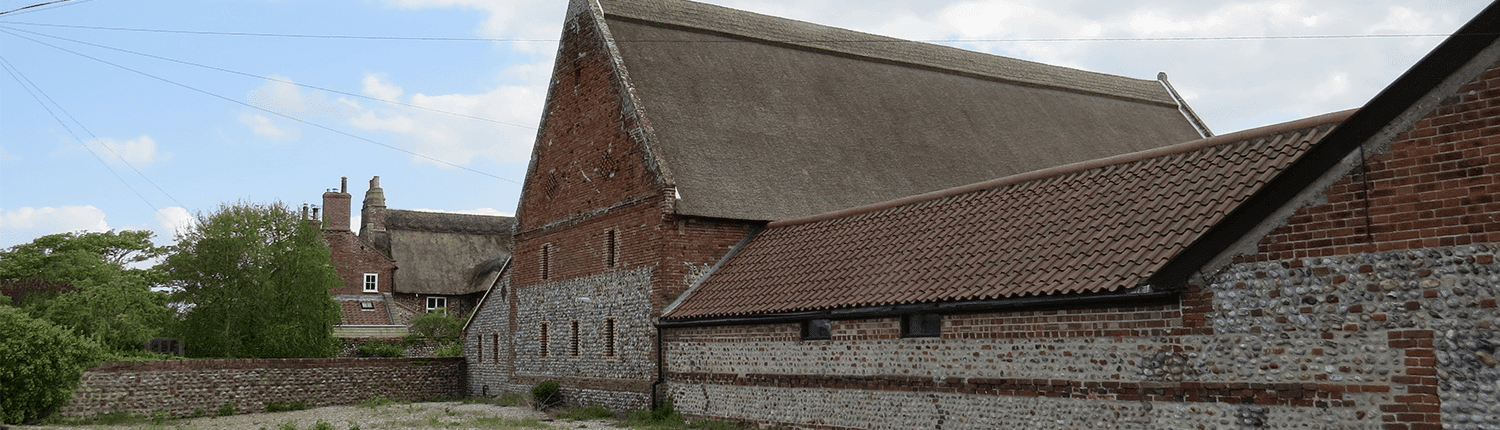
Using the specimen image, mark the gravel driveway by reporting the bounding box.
[13,402,627,430]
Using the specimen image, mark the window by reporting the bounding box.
[569,320,581,357]
[426,296,447,313]
[541,244,551,280]
[603,318,617,358]
[902,314,942,338]
[802,319,832,340]
[360,302,375,311]
[539,322,550,358]
[605,229,618,268]
[363,273,378,292]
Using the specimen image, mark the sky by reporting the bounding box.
[0,0,1492,251]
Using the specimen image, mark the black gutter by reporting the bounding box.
[1146,2,1500,291]
[657,289,1178,328]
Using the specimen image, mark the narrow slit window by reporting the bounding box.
[603,318,617,358]
[541,245,551,280]
[569,320,581,357]
[539,322,550,358]
[605,229,617,268]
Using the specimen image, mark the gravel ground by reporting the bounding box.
[12,402,627,430]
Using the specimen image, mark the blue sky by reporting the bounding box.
[0,0,1491,250]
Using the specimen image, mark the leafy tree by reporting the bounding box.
[162,201,341,358]
[0,306,105,424]
[0,230,171,352]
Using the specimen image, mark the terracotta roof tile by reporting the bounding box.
[664,111,1355,320]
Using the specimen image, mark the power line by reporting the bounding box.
[0,20,1461,42]
[0,54,164,215]
[0,28,524,186]
[0,24,538,130]
[0,0,93,18]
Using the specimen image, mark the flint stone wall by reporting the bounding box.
[662,243,1499,429]
[60,357,465,418]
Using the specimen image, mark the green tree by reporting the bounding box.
[0,230,171,353]
[163,201,341,358]
[0,306,105,424]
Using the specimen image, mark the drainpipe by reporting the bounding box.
[652,324,664,410]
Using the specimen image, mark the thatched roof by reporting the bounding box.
[384,210,514,295]
[586,0,1206,221]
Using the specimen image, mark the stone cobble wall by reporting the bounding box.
[60,358,465,418]
[468,272,514,398]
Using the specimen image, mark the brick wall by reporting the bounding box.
[324,230,395,297]
[60,358,465,418]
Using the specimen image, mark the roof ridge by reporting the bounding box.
[768,108,1357,229]
[598,0,1173,105]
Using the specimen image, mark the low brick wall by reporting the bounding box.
[60,357,466,418]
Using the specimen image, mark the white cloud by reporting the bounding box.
[154,207,194,237]
[239,113,292,139]
[344,71,545,167]
[0,206,110,249]
[88,135,164,165]
[387,0,567,53]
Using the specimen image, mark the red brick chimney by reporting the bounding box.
[322,176,352,231]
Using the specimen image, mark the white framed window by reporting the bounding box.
[360,302,375,311]
[426,296,447,313]
[363,273,378,292]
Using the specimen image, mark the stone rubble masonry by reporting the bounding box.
[60,358,465,419]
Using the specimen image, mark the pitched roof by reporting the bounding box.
[384,210,515,296]
[590,0,1207,221]
[661,110,1352,320]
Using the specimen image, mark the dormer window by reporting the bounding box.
[363,273,378,292]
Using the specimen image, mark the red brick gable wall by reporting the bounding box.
[516,6,664,234]
[325,229,395,296]
[1247,59,1500,262]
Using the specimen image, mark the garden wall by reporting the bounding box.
[59,357,465,418]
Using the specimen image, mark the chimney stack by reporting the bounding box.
[322,177,352,231]
[361,176,388,233]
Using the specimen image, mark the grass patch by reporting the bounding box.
[218,401,238,417]
[463,416,551,429]
[357,395,408,408]
[615,402,756,430]
[265,400,309,413]
[555,404,614,421]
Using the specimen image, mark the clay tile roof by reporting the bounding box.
[662,110,1354,320]
[592,0,1207,221]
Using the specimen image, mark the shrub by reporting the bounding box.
[217,401,237,417]
[531,380,561,410]
[405,310,461,345]
[356,341,404,358]
[433,342,463,358]
[0,306,104,424]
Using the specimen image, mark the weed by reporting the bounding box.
[463,416,549,428]
[555,404,613,421]
[496,393,530,407]
[310,419,335,430]
[150,409,171,425]
[347,421,361,430]
[277,420,299,430]
[357,395,405,408]
[217,401,238,417]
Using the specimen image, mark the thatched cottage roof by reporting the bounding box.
[384,210,515,296]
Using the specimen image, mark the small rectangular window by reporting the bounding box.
[359,302,375,311]
[569,320,581,357]
[539,322,550,358]
[605,229,617,268]
[802,319,832,340]
[603,318,617,358]
[902,314,942,338]
[363,273,378,292]
[426,296,447,313]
